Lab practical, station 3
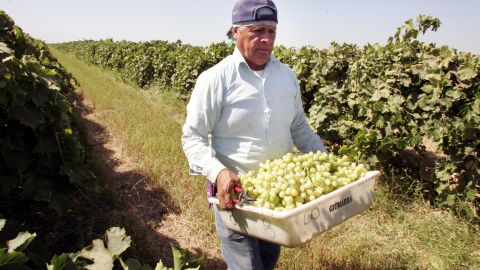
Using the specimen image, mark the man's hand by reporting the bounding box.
[216,169,240,210]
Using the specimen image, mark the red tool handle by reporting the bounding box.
[231,185,243,205]
[231,185,245,205]
[234,185,243,193]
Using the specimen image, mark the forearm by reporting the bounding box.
[291,125,328,153]
[291,97,328,153]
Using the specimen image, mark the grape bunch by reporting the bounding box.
[240,151,367,211]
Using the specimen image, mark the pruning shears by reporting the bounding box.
[231,185,256,206]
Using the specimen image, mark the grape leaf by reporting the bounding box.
[0,248,29,270]
[8,102,45,129]
[457,67,476,81]
[46,254,77,270]
[105,227,131,257]
[31,84,49,106]
[71,227,131,270]
[7,232,36,253]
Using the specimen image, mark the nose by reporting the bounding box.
[260,30,275,44]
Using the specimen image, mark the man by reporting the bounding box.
[181,0,327,269]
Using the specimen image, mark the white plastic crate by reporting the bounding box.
[209,171,380,247]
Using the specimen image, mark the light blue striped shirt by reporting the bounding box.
[181,48,327,183]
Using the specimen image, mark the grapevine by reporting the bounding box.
[55,15,479,214]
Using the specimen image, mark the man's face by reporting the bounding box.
[233,24,277,70]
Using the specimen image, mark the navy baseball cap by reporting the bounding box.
[232,0,278,25]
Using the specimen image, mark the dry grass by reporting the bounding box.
[279,184,480,269]
[50,47,225,268]
[51,46,480,270]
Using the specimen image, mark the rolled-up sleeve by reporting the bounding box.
[181,71,226,183]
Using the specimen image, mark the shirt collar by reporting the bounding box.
[233,47,278,73]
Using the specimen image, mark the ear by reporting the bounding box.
[232,27,239,38]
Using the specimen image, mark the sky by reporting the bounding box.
[1,0,479,54]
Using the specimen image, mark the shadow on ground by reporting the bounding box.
[73,92,226,269]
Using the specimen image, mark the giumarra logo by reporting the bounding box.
[329,196,352,212]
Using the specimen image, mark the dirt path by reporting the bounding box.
[74,92,226,269]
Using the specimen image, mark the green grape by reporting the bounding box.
[239,151,368,211]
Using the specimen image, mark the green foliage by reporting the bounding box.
[0,218,35,270]
[274,42,358,111]
[307,15,479,214]
[50,227,205,270]
[56,15,479,215]
[57,40,234,99]
[0,218,204,270]
[0,11,96,214]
